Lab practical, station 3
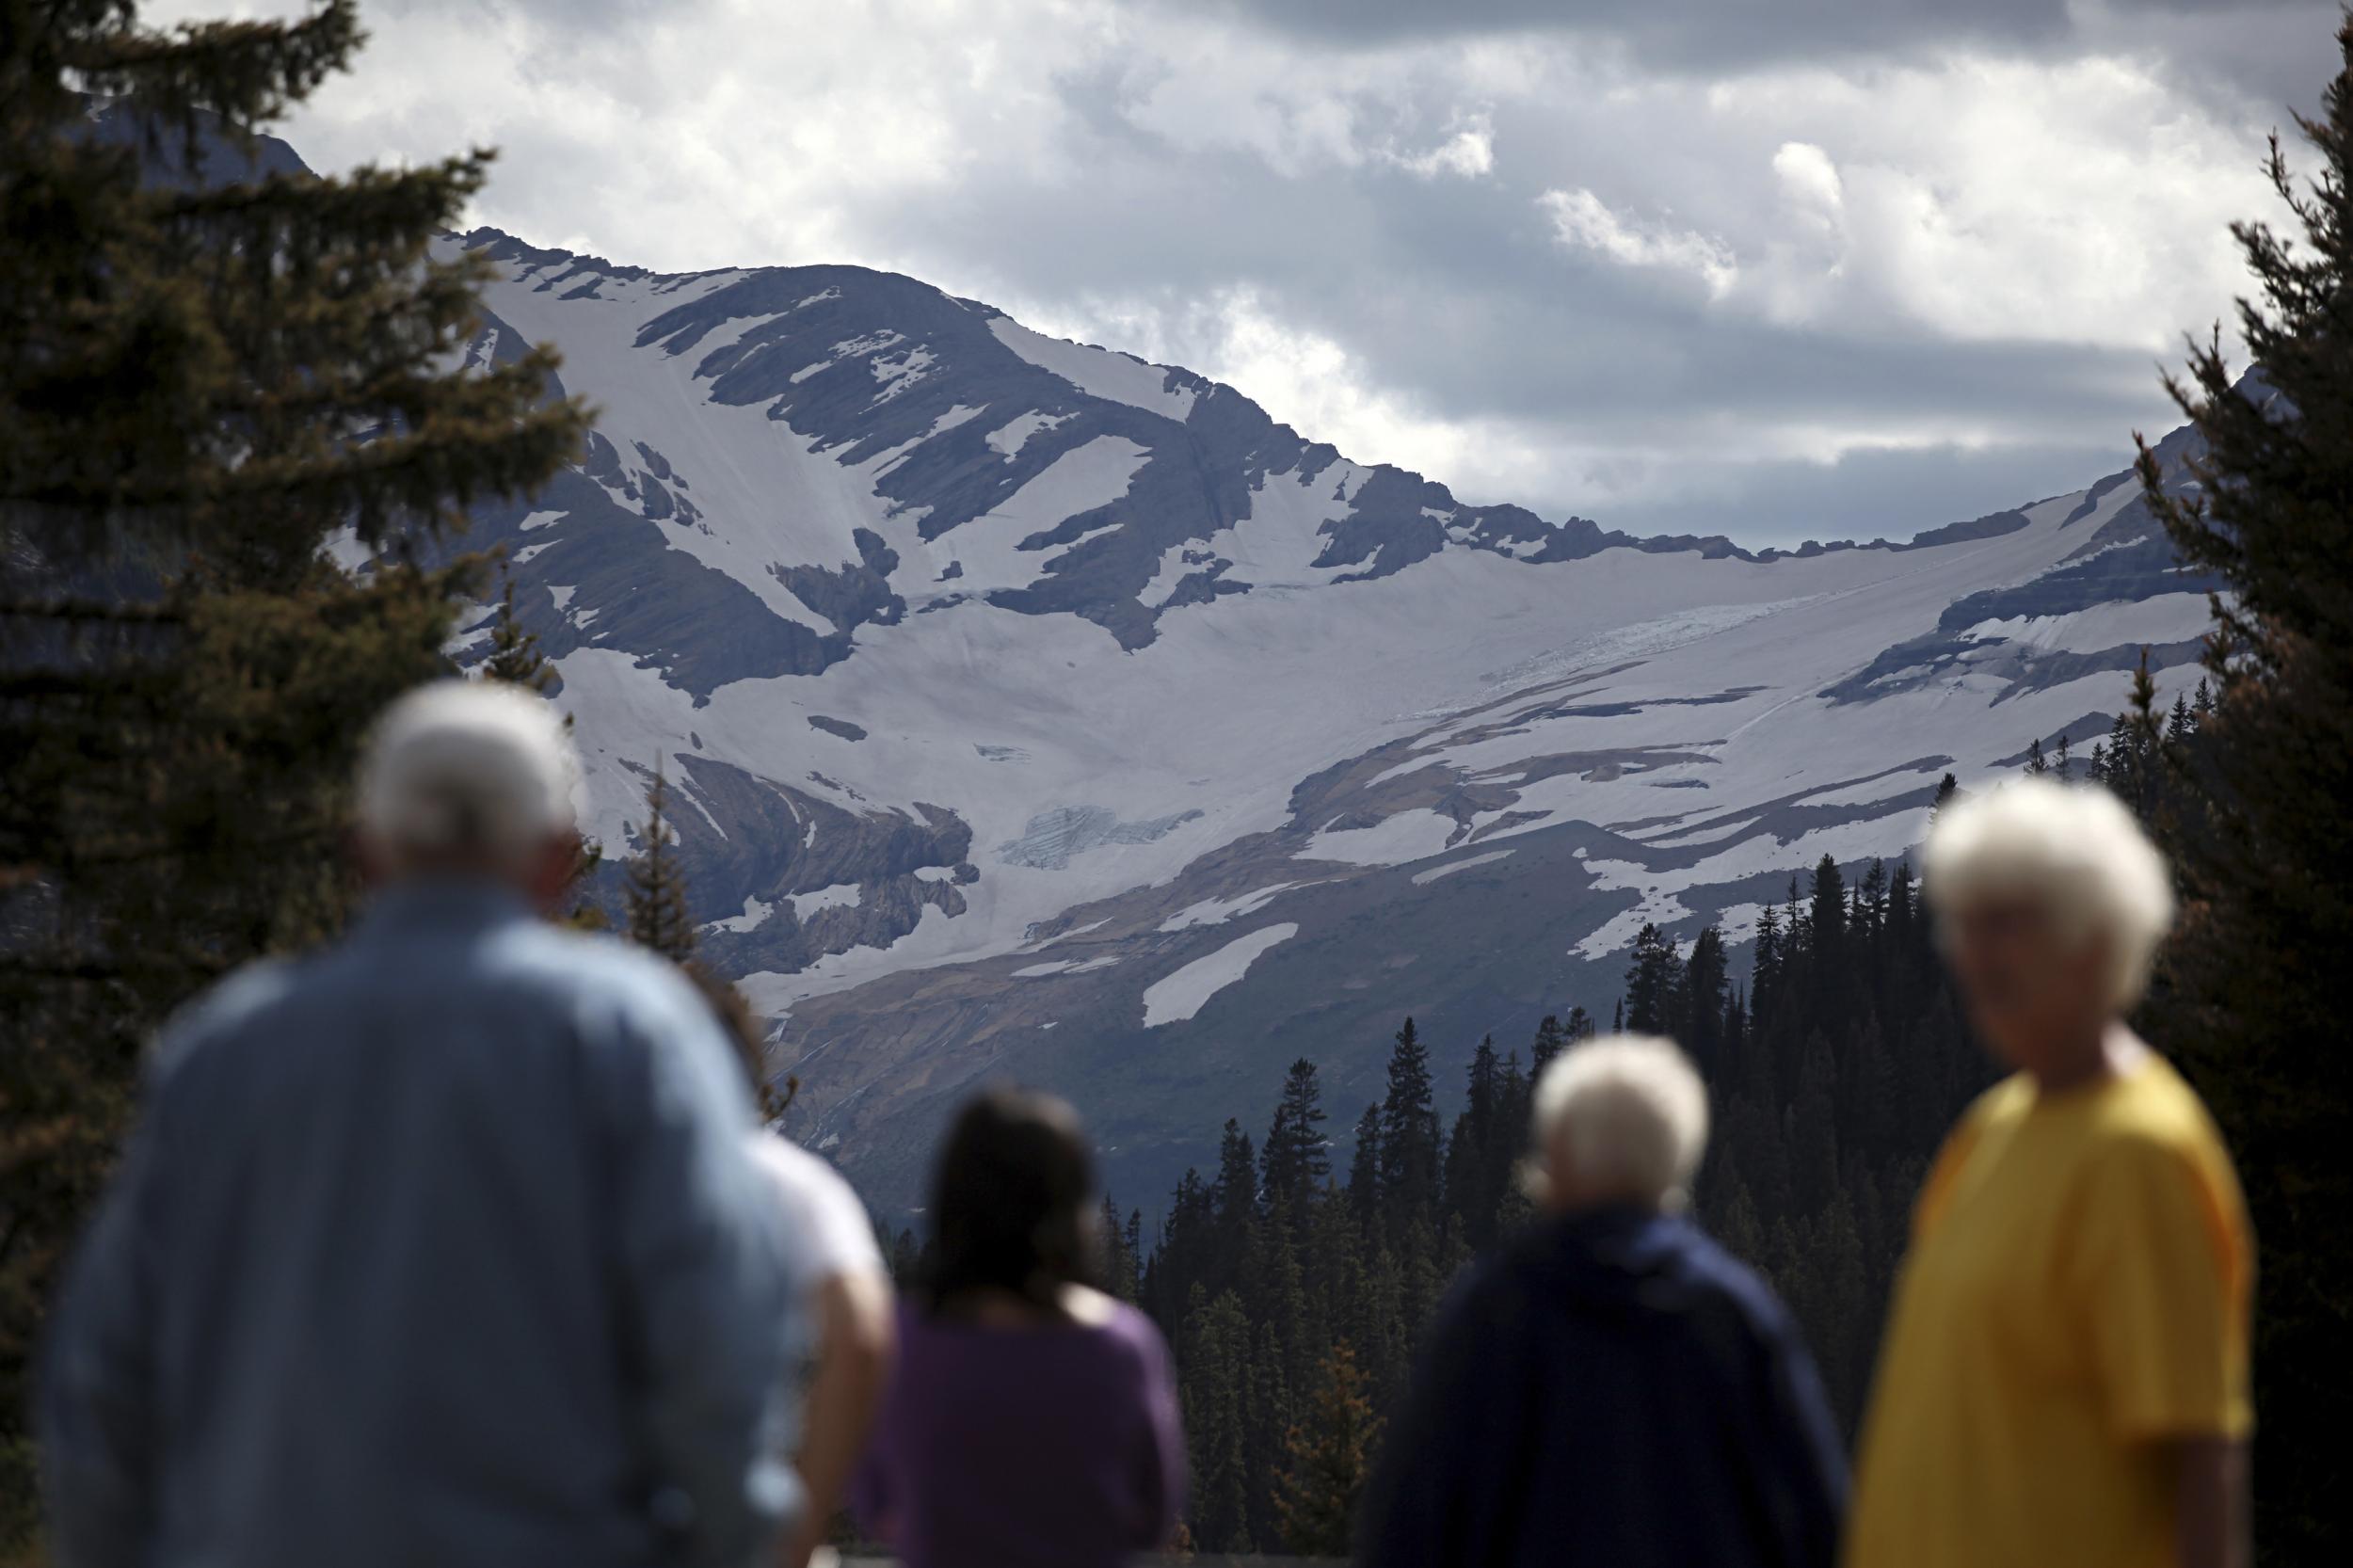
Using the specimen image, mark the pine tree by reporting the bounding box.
[1210,1117,1258,1292]
[1101,1195,1140,1303]
[2025,736,2047,776]
[1178,1287,1256,1552]
[1623,923,1684,1034]
[1529,1013,1568,1076]
[1273,1340,1384,1559]
[1929,772,1960,823]
[1376,1017,1439,1237]
[482,564,558,697]
[1753,901,1785,1017]
[0,2,584,1527]
[1442,1036,1505,1249]
[1346,1103,1384,1239]
[2126,26,2353,1552]
[622,763,697,962]
[1808,855,1849,964]
[1260,1057,1330,1209]
[2054,730,2073,780]
[2102,710,2149,818]
[1682,922,1730,1069]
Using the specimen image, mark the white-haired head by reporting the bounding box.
[1529,1034,1710,1213]
[358,680,579,877]
[1923,777,2173,1015]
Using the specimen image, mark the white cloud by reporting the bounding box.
[1771,140,1844,220]
[1538,186,1740,299]
[1701,56,2270,347]
[145,0,2316,545]
[1389,113,1496,179]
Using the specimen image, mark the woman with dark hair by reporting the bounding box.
[852,1087,1184,1568]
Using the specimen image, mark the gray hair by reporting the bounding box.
[358,680,579,866]
[1923,776,2175,1012]
[1529,1033,1711,1211]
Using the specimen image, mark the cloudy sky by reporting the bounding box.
[164,0,2339,546]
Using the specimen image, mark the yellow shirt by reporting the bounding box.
[1846,1053,2253,1568]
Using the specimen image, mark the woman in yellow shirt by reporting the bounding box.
[1847,779,2252,1568]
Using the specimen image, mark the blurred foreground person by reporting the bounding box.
[1363,1034,1845,1568]
[40,681,801,1568]
[696,973,896,1568]
[1849,779,2252,1568]
[853,1087,1183,1568]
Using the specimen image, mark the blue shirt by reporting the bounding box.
[40,881,802,1568]
[1362,1208,1848,1568]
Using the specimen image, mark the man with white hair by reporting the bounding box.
[40,680,803,1568]
[1848,778,2252,1568]
[1362,1033,1845,1568]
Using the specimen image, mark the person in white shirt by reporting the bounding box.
[692,968,896,1568]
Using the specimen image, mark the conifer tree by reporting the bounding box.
[1209,1117,1258,1292]
[482,565,558,697]
[623,763,696,962]
[1376,1017,1439,1236]
[1100,1196,1139,1304]
[2126,24,2353,1551]
[1259,1057,1330,1208]
[1529,1012,1568,1076]
[1273,1341,1384,1559]
[1808,855,1849,964]
[2165,689,2195,744]
[1178,1287,1256,1552]
[2054,729,2073,779]
[1346,1104,1383,1238]
[1682,922,1730,1068]
[2025,736,2047,776]
[1441,1036,1505,1248]
[0,2,584,1524]
[1622,923,1684,1034]
[1753,902,1785,1016]
[1929,772,1960,822]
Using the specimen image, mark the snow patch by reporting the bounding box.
[1142,923,1299,1027]
[710,895,773,934]
[987,316,1196,422]
[1297,808,1458,867]
[1160,883,1296,932]
[1411,849,1515,886]
[789,883,863,919]
[985,409,1071,459]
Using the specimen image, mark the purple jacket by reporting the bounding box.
[853,1298,1185,1568]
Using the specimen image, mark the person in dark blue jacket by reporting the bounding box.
[1360,1033,1846,1568]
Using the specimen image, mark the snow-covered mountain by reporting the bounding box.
[430,228,2217,1212]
